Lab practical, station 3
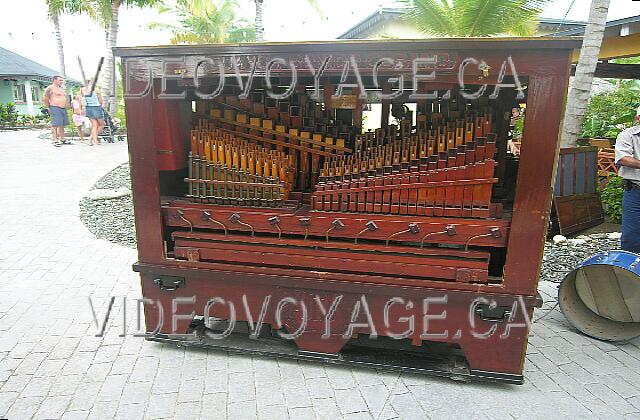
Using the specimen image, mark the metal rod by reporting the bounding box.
[386,223,420,247]
[420,225,457,249]
[202,211,228,237]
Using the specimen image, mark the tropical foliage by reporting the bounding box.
[399,0,551,37]
[581,79,640,138]
[600,175,624,223]
[0,103,19,127]
[152,0,255,44]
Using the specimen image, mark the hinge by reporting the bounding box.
[153,275,185,292]
[474,304,512,323]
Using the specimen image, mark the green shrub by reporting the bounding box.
[582,80,640,138]
[0,104,7,126]
[4,103,18,126]
[600,175,624,223]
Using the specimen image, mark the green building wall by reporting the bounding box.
[0,79,50,115]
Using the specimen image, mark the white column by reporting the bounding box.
[24,79,34,115]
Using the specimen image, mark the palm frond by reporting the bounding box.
[402,0,550,37]
[155,0,254,44]
[461,0,550,37]
[399,0,455,36]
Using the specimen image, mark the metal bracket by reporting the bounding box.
[299,217,311,240]
[386,223,421,246]
[355,221,379,244]
[153,275,185,292]
[229,213,255,237]
[175,210,193,232]
[268,216,282,239]
[421,224,457,248]
[202,211,228,237]
[465,227,501,251]
[326,219,346,243]
[474,304,512,323]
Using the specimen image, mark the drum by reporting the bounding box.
[558,250,640,341]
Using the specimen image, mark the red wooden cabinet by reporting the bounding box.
[116,38,578,383]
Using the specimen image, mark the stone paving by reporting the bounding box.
[1,129,640,419]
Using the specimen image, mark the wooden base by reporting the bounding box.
[135,262,538,379]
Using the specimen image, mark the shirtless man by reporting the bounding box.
[44,76,68,147]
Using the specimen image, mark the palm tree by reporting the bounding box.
[253,0,320,42]
[560,0,611,147]
[92,0,160,114]
[46,0,89,82]
[254,0,264,42]
[152,0,255,44]
[400,0,551,37]
[46,0,68,78]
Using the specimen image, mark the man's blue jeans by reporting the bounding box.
[622,187,640,253]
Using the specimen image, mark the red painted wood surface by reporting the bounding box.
[135,263,535,375]
[161,202,510,248]
[123,77,164,264]
[502,59,573,295]
[118,39,577,378]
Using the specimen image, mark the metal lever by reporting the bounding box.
[229,213,255,237]
[175,210,193,232]
[421,225,457,249]
[354,221,379,244]
[202,211,227,237]
[269,216,282,239]
[386,223,420,246]
[465,227,501,251]
[326,219,345,243]
[299,217,311,240]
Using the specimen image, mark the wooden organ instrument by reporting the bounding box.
[117,38,579,383]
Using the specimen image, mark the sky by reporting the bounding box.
[1,0,639,81]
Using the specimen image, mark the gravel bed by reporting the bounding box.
[540,235,621,283]
[80,163,624,276]
[79,163,136,248]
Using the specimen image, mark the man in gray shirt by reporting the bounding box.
[614,106,640,253]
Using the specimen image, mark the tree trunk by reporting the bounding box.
[51,11,67,93]
[560,0,610,148]
[255,0,264,42]
[101,0,120,114]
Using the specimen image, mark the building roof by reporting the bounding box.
[336,7,589,39]
[0,46,80,85]
[550,14,640,36]
[337,8,406,39]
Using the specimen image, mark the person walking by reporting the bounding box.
[71,91,87,143]
[82,79,105,146]
[44,75,68,147]
[615,105,640,254]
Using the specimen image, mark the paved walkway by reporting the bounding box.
[0,130,639,419]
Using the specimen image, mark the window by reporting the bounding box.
[12,82,26,102]
[31,84,41,102]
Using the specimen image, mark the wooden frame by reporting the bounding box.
[117,38,578,381]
